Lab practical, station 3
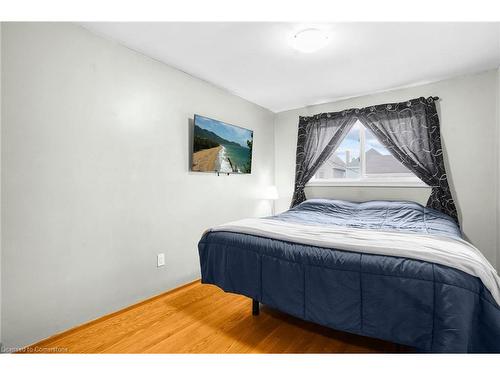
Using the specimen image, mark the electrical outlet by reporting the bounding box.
[157,253,165,267]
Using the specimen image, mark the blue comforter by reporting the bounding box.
[198,199,500,352]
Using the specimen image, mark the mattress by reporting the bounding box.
[198,199,500,352]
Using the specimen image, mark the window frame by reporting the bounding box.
[308,122,428,188]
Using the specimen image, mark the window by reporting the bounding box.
[309,121,425,187]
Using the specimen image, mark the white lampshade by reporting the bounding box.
[262,186,279,200]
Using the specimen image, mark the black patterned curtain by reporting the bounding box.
[291,112,357,207]
[290,96,459,224]
[358,97,458,223]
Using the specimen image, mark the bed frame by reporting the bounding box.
[252,299,260,316]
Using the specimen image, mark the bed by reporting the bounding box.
[198,199,500,353]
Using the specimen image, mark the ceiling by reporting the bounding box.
[81,23,500,113]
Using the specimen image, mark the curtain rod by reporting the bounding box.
[301,96,441,120]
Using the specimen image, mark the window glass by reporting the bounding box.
[364,128,414,177]
[312,120,421,183]
[314,123,361,180]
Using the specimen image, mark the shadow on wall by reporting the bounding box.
[188,118,194,172]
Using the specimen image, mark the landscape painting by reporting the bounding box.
[191,115,253,174]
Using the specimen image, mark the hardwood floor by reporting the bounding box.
[22,281,412,353]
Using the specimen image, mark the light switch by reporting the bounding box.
[157,253,165,267]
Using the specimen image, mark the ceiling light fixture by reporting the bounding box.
[290,28,329,53]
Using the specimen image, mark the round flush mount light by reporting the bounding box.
[290,28,329,53]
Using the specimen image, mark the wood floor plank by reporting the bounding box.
[101,287,231,353]
[21,281,413,354]
[44,282,218,353]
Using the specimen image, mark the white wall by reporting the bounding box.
[274,70,499,268]
[1,23,275,349]
[304,186,431,205]
[0,22,3,349]
[497,67,500,272]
